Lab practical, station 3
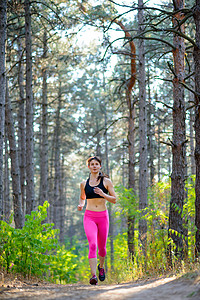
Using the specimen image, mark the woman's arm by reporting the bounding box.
[77,181,86,211]
[94,178,116,204]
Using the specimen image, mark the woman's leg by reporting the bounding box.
[89,258,97,276]
[99,255,105,268]
[97,212,109,264]
[83,214,98,276]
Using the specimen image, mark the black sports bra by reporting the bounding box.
[85,177,108,199]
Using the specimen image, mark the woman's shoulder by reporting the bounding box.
[80,180,87,188]
[103,177,113,186]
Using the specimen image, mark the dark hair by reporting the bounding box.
[87,156,102,166]
[87,156,109,181]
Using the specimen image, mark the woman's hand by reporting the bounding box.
[94,178,117,204]
[94,187,105,197]
[77,204,84,211]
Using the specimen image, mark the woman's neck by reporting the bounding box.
[90,173,99,181]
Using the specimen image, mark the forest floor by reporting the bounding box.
[0,272,200,300]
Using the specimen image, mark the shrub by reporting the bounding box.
[0,201,77,283]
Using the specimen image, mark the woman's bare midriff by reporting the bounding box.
[86,198,107,211]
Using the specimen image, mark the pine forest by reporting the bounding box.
[0,0,200,285]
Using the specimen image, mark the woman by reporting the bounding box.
[77,156,116,285]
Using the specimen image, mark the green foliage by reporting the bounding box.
[115,185,138,217]
[184,175,196,261]
[50,246,77,284]
[0,202,77,283]
[1,177,196,284]
[102,177,196,281]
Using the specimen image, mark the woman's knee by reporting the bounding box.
[89,242,97,258]
[98,248,106,257]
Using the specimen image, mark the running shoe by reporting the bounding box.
[98,264,105,281]
[89,275,98,285]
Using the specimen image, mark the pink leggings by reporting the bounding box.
[83,210,109,259]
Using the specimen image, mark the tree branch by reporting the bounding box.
[184,72,195,81]
[164,28,196,47]
[186,104,195,111]
[156,100,173,110]
[132,35,175,50]
[160,141,172,147]
[179,82,197,96]
[167,61,177,77]
[92,116,128,137]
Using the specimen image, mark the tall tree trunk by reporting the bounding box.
[122,140,126,186]
[121,140,127,234]
[3,131,11,223]
[95,115,101,157]
[189,104,195,176]
[53,81,62,233]
[39,31,49,206]
[59,154,65,244]
[25,0,35,214]
[48,131,55,223]
[168,0,186,264]
[167,146,171,175]
[5,80,24,229]
[104,103,114,269]
[127,96,136,258]
[17,37,26,213]
[0,0,7,220]
[114,20,137,259]
[147,67,155,185]
[157,119,161,182]
[193,0,200,258]
[138,0,148,257]
[155,93,161,181]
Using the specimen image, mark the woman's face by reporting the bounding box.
[88,159,101,174]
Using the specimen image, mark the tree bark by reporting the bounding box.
[127,95,136,258]
[0,0,7,220]
[138,0,148,257]
[147,67,155,185]
[39,31,49,206]
[59,154,65,244]
[25,0,35,214]
[189,105,195,176]
[5,80,24,229]
[53,81,62,235]
[104,103,114,269]
[114,19,137,259]
[157,119,161,182]
[122,140,126,186]
[95,115,101,157]
[193,0,200,258]
[167,146,172,175]
[3,131,11,223]
[17,37,26,213]
[48,131,55,223]
[168,0,186,264]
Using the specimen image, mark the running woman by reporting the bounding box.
[77,156,116,285]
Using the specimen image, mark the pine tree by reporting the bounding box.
[5,80,24,229]
[138,0,148,257]
[0,0,7,220]
[168,0,186,263]
[193,0,200,258]
[39,31,49,206]
[25,0,35,214]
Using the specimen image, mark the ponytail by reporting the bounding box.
[97,171,109,181]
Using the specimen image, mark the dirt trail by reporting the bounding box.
[0,276,200,300]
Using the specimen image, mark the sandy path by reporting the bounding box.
[0,276,200,299]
